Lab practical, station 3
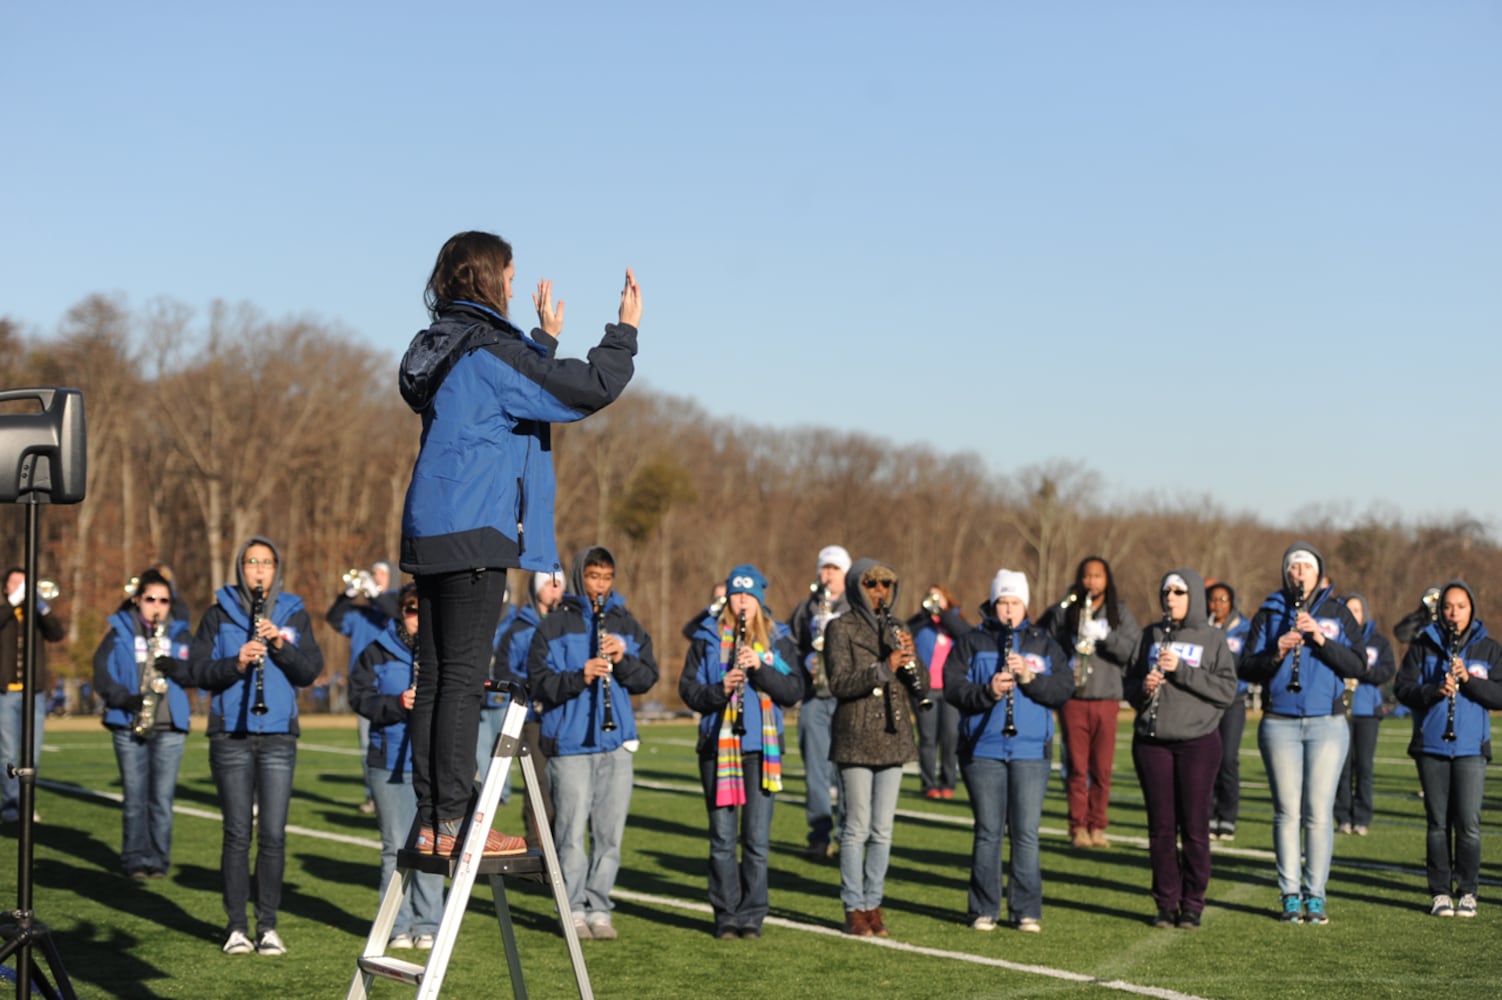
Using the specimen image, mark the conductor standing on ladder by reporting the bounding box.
[398,231,641,857]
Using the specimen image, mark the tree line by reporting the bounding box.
[2,295,1496,710]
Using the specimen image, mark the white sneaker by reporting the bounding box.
[414,933,436,949]
[1430,894,1455,918]
[256,929,286,956]
[1016,917,1042,933]
[970,916,996,931]
[1456,893,1478,917]
[222,929,254,955]
[388,933,414,950]
[571,913,594,940]
[586,913,617,940]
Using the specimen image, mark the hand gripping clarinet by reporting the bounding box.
[1142,613,1173,738]
[249,584,270,715]
[730,609,749,737]
[998,622,1018,737]
[878,600,931,711]
[1442,621,1462,743]
[1285,581,1306,694]
[594,595,618,733]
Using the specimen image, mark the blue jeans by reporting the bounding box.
[697,752,775,934]
[369,766,444,937]
[209,732,297,934]
[798,697,840,846]
[0,691,46,818]
[1415,754,1486,895]
[112,729,186,873]
[357,713,372,799]
[961,756,1048,921]
[549,746,633,916]
[837,764,903,911]
[1258,714,1348,899]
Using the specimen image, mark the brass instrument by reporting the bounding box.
[808,582,834,698]
[998,622,1018,737]
[36,579,59,601]
[249,584,270,716]
[1070,588,1097,694]
[921,591,944,615]
[123,576,140,598]
[1143,614,1173,738]
[877,600,931,710]
[132,619,171,739]
[1286,583,1305,694]
[730,609,748,737]
[595,595,617,733]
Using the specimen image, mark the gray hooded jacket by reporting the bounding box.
[1124,567,1237,742]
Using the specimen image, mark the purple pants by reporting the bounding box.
[1132,730,1221,916]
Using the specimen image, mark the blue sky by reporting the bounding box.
[4,2,1498,529]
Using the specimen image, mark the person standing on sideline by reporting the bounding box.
[1125,569,1237,929]
[788,544,851,859]
[1206,581,1252,841]
[1239,543,1367,926]
[947,569,1072,934]
[1334,593,1395,836]
[678,565,803,939]
[530,545,659,941]
[1,567,65,824]
[1394,581,1502,918]
[172,536,323,956]
[398,231,640,863]
[1039,556,1140,849]
[910,585,966,799]
[92,568,193,878]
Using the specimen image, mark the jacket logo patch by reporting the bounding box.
[1021,652,1048,674]
[279,626,298,646]
[1367,647,1378,667]
[1226,636,1243,654]
[1151,642,1204,667]
[1465,661,1490,680]
[1315,618,1341,641]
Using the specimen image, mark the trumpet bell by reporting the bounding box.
[37,580,59,601]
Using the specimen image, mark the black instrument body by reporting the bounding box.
[1143,615,1172,738]
[731,609,748,737]
[1287,584,1306,694]
[595,596,617,733]
[1442,623,1462,743]
[878,600,932,711]
[249,584,270,715]
[997,622,1018,738]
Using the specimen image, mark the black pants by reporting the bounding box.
[1210,692,1246,826]
[1334,715,1381,828]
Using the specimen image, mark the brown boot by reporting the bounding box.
[843,909,872,937]
[1071,829,1093,849]
[1089,828,1109,848]
[866,907,890,937]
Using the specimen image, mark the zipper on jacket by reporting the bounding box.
[515,476,526,555]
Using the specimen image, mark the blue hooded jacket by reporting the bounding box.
[945,605,1073,762]
[349,622,418,774]
[1394,581,1502,759]
[92,609,193,733]
[679,610,803,756]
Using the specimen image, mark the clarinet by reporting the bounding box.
[879,600,932,711]
[249,584,270,715]
[998,622,1018,738]
[1442,623,1462,743]
[730,609,748,737]
[594,595,617,733]
[1142,614,1172,738]
[1286,582,1305,694]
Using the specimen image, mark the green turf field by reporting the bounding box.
[1,714,1496,999]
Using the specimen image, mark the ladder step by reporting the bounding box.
[357,955,427,986]
[397,847,549,881]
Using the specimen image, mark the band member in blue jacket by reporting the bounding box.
[1394,581,1502,919]
[1334,593,1396,836]
[946,570,1072,934]
[92,568,192,879]
[492,569,564,845]
[172,536,323,956]
[530,545,658,941]
[350,583,444,951]
[399,232,639,866]
[1206,581,1252,841]
[1240,542,1367,926]
[679,565,803,940]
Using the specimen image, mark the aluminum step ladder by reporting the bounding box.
[348,690,592,999]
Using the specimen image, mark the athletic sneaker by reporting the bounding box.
[970,916,996,931]
[1455,893,1477,918]
[256,929,287,956]
[1430,894,1455,918]
[572,914,594,940]
[1303,897,1328,925]
[586,913,618,940]
[414,933,435,949]
[388,933,415,950]
[222,929,254,955]
[1177,911,1202,930]
[1016,917,1042,933]
[1150,910,1176,929]
[1279,894,1303,924]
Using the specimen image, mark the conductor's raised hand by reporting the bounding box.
[618,268,642,328]
[533,279,565,336]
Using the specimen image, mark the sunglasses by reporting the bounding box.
[401,605,420,616]
[1162,588,1189,597]
[861,579,894,589]
[141,596,171,604]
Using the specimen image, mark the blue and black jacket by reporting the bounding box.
[326,591,396,673]
[399,302,636,575]
[1239,542,1366,717]
[679,613,803,757]
[494,603,544,721]
[945,607,1073,763]
[1345,594,1396,718]
[177,537,323,736]
[92,609,193,734]
[349,622,418,775]
[1394,582,1502,759]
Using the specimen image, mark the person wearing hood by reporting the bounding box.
[1334,593,1396,836]
[909,585,967,800]
[91,568,193,879]
[529,545,658,941]
[1240,542,1367,926]
[678,565,803,940]
[1038,555,1141,850]
[349,582,444,952]
[1394,581,1502,919]
[1206,581,1252,841]
[1124,569,1238,929]
[788,543,853,860]
[825,558,928,938]
[492,569,565,847]
[397,232,640,878]
[945,569,1072,934]
[174,536,323,956]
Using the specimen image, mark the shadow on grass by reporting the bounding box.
[47,918,175,1000]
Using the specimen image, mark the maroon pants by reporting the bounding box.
[1060,698,1119,832]
[1131,730,1221,916]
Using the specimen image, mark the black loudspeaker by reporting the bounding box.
[0,388,86,505]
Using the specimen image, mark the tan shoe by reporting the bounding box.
[1089,828,1109,848]
[1071,829,1093,849]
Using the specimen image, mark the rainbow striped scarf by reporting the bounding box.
[714,627,783,806]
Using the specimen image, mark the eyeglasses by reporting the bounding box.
[243,558,275,568]
[401,605,420,616]
[862,579,894,590]
[1163,588,1189,597]
[141,596,171,604]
